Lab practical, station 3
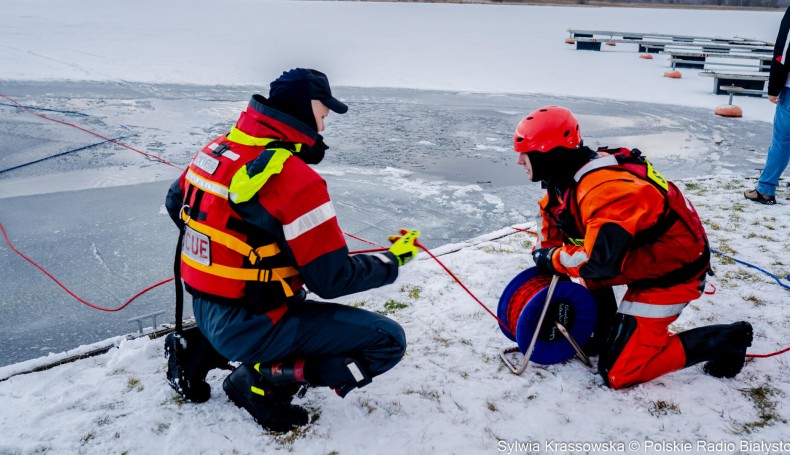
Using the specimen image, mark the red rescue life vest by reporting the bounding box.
[179,137,300,307]
[549,147,710,288]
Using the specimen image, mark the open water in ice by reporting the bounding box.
[0,81,773,367]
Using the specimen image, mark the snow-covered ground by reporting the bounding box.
[1,180,789,454]
[1,1,789,453]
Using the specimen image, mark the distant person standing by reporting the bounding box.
[745,6,790,205]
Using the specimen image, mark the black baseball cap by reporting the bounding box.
[270,68,348,114]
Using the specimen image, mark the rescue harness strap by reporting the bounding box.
[179,209,297,297]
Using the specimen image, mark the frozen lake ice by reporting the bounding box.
[0,81,773,366]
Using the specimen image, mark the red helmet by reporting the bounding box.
[513,106,581,153]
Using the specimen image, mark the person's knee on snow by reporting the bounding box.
[598,313,687,389]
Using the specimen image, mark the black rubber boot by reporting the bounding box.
[164,326,231,403]
[223,364,309,432]
[678,321,753,378]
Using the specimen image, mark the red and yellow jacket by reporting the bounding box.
[166,95,398,319]
[536,148,709,303]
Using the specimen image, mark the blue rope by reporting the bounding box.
[711,248,790,291]
[0,102,90,117]
[0,137,126,175]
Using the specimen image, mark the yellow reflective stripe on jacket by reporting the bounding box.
[227,127,303,152]
[181,213,280,264]
[185,169,229,200]
[181,254,296,297]
[226,127,304,203]
[229,150,291,203]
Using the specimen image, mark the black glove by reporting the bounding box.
[532,247,557,275]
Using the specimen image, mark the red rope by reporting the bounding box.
[0,93,182,170]
[344,231,387,249]
[747,346,790,358]
[506,275,552,335]
[3,92,784,357]
[414,240,511,332]
[511,226,539,236]
[1,222,172,312]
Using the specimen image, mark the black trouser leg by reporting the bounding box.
[597,313,638,386]
[584,287,619,356]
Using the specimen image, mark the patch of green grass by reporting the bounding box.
[433,335,451,347]
[486,400,498,412]
[737,384,786,433]
[482,245,515,254]
[684,182,701,191]
[714,241,737,255]
[127,377,143,392]
[722,181,740,190]
[349,301,366,308]
[706,221,722,231]
[648,400,681,417]
[273,423,312,445]
[401,285,422,299]
[405,387,441,402]
[744,295,765,307]
[380,299,409,315]
[721,269,760,285]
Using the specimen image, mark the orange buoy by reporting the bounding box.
[714,105,743,118]
[564,38,576,44]
[605,41,616,46]
[663,71,682,79]
[639,54,654,59]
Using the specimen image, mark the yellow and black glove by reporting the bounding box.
[388,228,420,266]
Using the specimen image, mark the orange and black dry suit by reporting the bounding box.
[536,147,710,388]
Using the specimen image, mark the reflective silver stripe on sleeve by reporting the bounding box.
[574,155,618,182]
[282,201,336,241]
[185,169,229,199]
[618,300,687,318]
[558,249,588,268]
[370,253,393,264]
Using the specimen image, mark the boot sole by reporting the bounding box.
[704,323,753,378]
[164,335,185,394]
[165,334,211,403]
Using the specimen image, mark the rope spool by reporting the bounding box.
[497,267,597,364]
